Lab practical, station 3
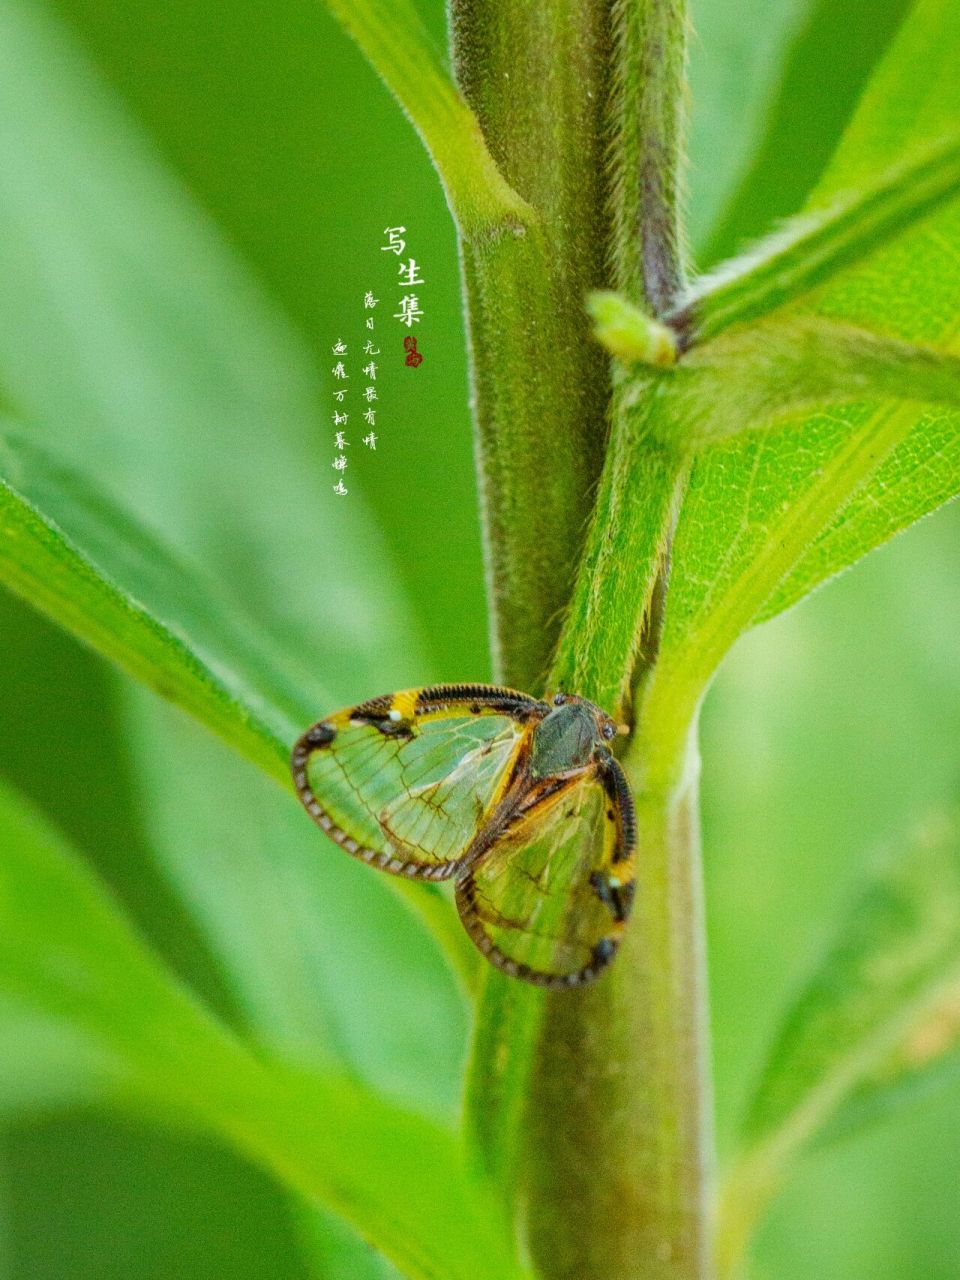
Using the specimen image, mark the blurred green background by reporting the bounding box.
[1,0,958,1276]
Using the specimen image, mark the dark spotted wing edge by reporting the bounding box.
[290,683,548,880]
[454,750,638,989]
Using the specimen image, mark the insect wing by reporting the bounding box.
[456,762,636,986]
[293,688,536,878]
[376,722,519,868]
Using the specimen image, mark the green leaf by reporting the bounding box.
[322,0,533,239]
[747,814,960,1147]
[0,425,476,1075]
[4,1116,319,1280]
[760,409,960,620]
[0,13,481,1215]
[0,422,469,1249]
[0,776,527,1280]
[671,135,960,344]
[665,318,960,446]
[717,813,960,1276]
[695,0,912,261]
[684,0,828,255]
[0,0,425,704]
[641,0,960,778]
[120,690,473,1117]
[0,425,294,784]
[0,585,243,1038]
[0,1001,111,1117]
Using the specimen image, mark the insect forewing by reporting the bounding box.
[292,686,538,878]
[456,760,637,986]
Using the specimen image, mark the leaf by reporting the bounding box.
[0,776,528,1280]
[121,690,473,1116]
[746,813,960,1144]
[4,1116,320,1280]
[0,1001,112,1116]
[697,0,912,262]
[0,441,468,1259]
[642,0,960,765]
[671,135,960,343]
[684,0,832,255]
[0,0,478,1074]
[0,425,294,784]
[760,407,960,621]
[717,813,960,1276]
[0,582,245,1038]
[295,1203,399,1280]
[0,0,425,705]
[0,426,475,1098]
[666,318,960,445]
[0,9,469,1267]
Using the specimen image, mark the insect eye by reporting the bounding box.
[602,723,616,740]
[553,693,567,706]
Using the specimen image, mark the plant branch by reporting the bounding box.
[602,0,692,696]
[589,291,679,366]
[609,0,690,313]
[448,0,614,689]
[542,311,960,719]
[526,724,713,1279]
[457,5,713,1277]
[669,135,960,345]
[453,3,620,1207]
[323,0,534,240]
[519,0,694,715]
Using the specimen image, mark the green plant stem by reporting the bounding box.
[448,0,614,691]
[609,0,689,313]
[456,3,710,1273]
[526,722,713,1280]
[516,7,709,1267]
[323,0,533,239]
[550,377,686,718]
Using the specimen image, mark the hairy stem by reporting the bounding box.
[455,3,711,1274]
[518,1,709,1266]
[324,0,534,238]
[448,0,614,691]
[527,723,713,1279]
[610,0,689,313]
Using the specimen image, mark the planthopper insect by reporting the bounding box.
[291,683,636,988]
